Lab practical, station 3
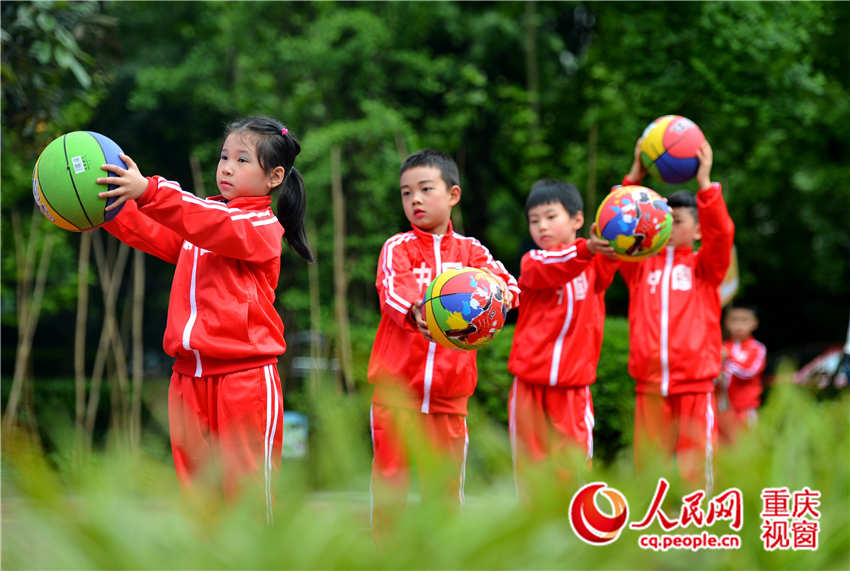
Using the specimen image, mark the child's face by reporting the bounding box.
[400,165,460,235]
[216,132,283,200]
[725,308,758,340]
[527,201,583,250]
[669,206,701,248]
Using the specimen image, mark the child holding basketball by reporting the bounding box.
[368,149,519,535]
[716,304,767,443]
[96,116,312,521]
[507,179,619,497]
[618,138,734,492]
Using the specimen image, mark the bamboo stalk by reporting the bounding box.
[4,231,54,431]
[130,248,145,449]
[74,232,92,447]
[307,223,321,397]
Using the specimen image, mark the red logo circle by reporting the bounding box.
[569,482,629,545]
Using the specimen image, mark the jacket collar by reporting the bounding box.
[410,220,454,241]
[210,194,273,210]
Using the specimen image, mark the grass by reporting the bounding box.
[2,365,848,570]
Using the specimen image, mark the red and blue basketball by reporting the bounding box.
[594,185,672,261]
[639,115,706,184]
[32,131,127,231]
[423,267,508,351]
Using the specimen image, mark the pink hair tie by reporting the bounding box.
[281,127,288,136]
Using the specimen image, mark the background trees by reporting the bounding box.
[3,1,848,458]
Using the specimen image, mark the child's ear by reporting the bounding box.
[268,166,286,189]
[694,222,702,242]
[574,210,585,230]
[448,184,461,206]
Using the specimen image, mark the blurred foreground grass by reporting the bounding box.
[2,366,848,570]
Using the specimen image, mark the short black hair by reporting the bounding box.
[400,149,460,188]
[525,179,583,217]
[667,189,698,219]
[726,302,758,318]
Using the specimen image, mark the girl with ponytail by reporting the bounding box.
[96,115,312,522]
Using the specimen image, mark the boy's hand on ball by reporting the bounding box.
[410,301,436,343]
[696,142,713,190]
[97,153,148,211]
[588,223,617,258]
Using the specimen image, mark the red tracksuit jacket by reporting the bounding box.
[368,222,520,416]
[103,175,285,377]
[508,239,619,387]
[721,336,766,410]
[618,176,735,396]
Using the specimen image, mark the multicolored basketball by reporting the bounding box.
[423,267,508,351]
[32,131,127,231]
[594,185,672,261]
[639,115,706,184]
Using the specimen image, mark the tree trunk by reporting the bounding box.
[586,123,598,236]
[524,0,540,136]
[190,152,206,198]
[331,145,354,392]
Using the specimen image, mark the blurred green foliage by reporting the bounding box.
[3,375,848,570]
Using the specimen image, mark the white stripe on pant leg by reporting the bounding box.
[263,365,273,524]
[459,418,469,505]
[267,365,280,525]
[369,405,375,529]
[705,393,715,496]
[509,378,519,499]
[584,385,595,461]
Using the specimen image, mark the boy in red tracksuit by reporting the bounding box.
[368,149,519,532]
[717,304,767,443]
[98,117,314,522]
[507,179,619,495]
[619,140,734,492]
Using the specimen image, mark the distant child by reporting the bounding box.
[368,149,519,532]
[716,304,767,443]
[618,139,734,492]
[507,179,619,495]
[97,116,313,521]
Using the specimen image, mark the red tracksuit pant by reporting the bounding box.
[369,403,468,535]
[634,391,717,492]
[508,379,595,496]
[169,364,283,520]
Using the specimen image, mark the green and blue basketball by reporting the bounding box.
[639,115,706,184]
[32,131,127,231]
[423,267,508,351]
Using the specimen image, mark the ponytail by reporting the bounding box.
[226,115,314,262]
[277,166,314,263]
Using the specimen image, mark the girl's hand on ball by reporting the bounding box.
[696,142,713,190]
[97,153,148,211]
[588,223,617,258]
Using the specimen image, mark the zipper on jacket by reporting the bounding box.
[549,282,574,386]
[660,246,674,396]
[421,234,442,413]
[181,244,203,376]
